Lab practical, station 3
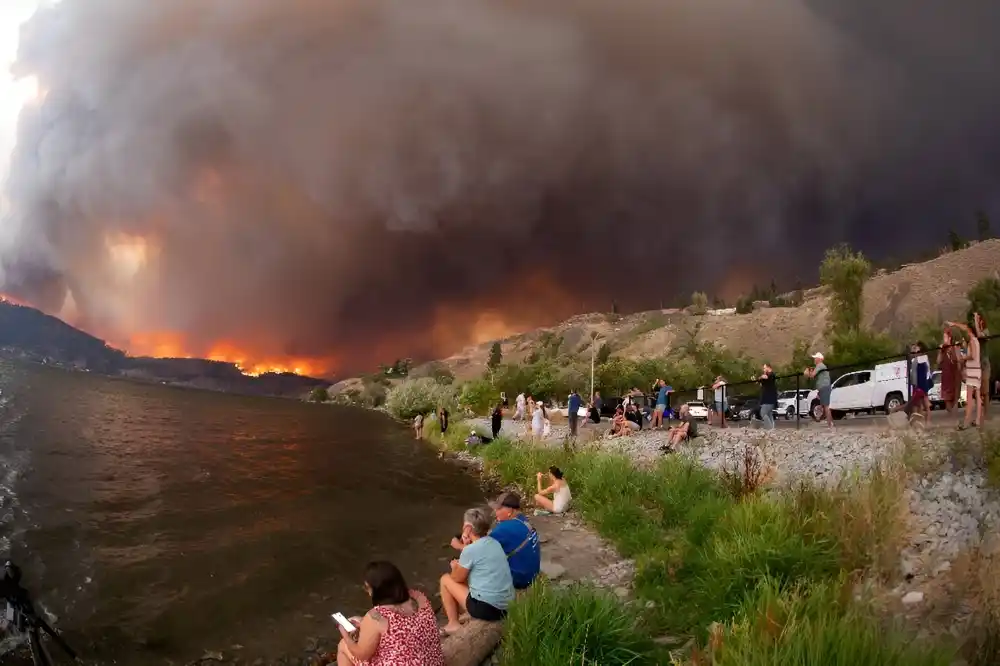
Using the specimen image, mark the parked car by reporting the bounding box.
[736,399,761,421]
[686,401,709,420]
[806,360,908,421]
[927,370,967,409]
[776,390,811,419]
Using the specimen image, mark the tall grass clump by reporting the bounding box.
[787,460,907,577]
[501,581,658,666]
[639,496,840,637]
[687,576,954,666]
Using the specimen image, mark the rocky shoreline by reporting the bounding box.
[466,415,1000,636]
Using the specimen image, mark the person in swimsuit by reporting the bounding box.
[973,312,991,420]
[948,320,982,429]
[533,467,572,514]
[335,561,444,666]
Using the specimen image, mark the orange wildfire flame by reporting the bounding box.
[124,331,334,377]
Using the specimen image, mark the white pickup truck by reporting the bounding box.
[807,360,909,421]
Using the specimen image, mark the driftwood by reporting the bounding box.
[442,619,504,666]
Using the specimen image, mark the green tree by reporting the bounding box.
[459,378,496,414]
[487,341,503,371]
[948,229,968,252]
[596,342,612,365]
[819,244,871,334]
[976,210,992,241]
[966,276,1000,371]
[309,386,330,403]
[735,295,754,314]
[828,329,898,370]
[691,291,709,315]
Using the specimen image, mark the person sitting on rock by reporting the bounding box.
[534,467,572,515]
[663,404,698,451]
[451,493,541,590]
[335,561,444,666]
[440,508,514,635]
[608,406,634,438]
[624,403,643,430]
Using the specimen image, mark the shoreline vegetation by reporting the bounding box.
[420,417,1000,665]
[324,241,1000,665]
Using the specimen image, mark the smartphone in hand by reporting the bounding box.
[332,612,358,637]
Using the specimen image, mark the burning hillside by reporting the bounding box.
[1,0,999,374]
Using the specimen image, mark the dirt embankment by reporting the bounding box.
[400,240,1000,383]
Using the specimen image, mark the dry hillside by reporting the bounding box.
[416,239,1000,382]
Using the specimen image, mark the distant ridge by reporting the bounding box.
[0,299,328,398]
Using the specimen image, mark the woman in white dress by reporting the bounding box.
[531,401,547,439]
[534,467,571,514]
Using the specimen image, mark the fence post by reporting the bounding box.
[795,372,800,430]
[905,348,912,407]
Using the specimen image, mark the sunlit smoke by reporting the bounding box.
[0,0,998,375]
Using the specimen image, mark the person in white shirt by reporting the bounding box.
[513,392,526,421]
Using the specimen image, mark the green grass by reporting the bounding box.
[500,581,658,666]
[697,576,954,666]
[426,424,959,664]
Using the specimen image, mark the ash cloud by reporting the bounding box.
[1,0,999,374]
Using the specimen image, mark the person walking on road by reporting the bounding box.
[758,363,778,430]
[805,353,833,428]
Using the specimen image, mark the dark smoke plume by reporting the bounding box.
[2,0,999,374]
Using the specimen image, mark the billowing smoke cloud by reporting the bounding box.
[2,0,999,374]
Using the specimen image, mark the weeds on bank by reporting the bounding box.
[434,424,939,663]
[788,461,908,578]
[501,581,658,666]
[678,576,953,666]
[944,545,1000,666]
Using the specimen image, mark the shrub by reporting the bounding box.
[691,291,709,314]
[309,386,329,402]
[735,295,754,314]
[501,581,657,666]
[383,377,456,420]
[458,378,496,415]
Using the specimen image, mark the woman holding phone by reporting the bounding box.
[335,561,444,666]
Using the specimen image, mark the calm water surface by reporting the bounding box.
[0,361,484,664]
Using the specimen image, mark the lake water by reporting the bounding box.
[0,361,484,664]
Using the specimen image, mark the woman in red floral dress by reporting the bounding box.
[336,561,445,666]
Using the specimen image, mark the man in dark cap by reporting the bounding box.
[453,492,540,589]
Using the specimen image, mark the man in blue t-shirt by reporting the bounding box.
[567,390,583,437]
[652,379,669,429]
[488,492,541,589]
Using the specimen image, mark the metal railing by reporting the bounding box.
[658,332,998,429]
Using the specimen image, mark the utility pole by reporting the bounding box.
[590,335,599,400]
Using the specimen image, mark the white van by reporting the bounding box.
[807,360,909,421]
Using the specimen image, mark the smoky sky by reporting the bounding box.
[1,0,999,374]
